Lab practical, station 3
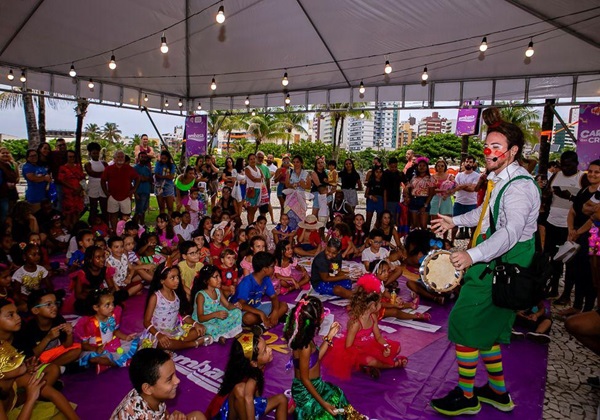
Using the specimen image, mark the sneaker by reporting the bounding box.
[474,384,515,412]
[511,330,525,341]
[430,387,481,416]
[526,332,551,344]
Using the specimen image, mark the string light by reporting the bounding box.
[144,94,149,102]
[7,69,14,81]
[384,60,392,74]
[285,94,291,105]
[251,110,256,116]
[69,64,77,77]
[109,53,117,70]
[197,102,202,110]
[282,72,289,87]
[164,99,169,107]
[88,79,95,89]
[479,37,488,52]
[160,33,169,54]
[210,77,217,90]
[360,112,365,119]
[245,97,250,106]
[178,98,183,107]
[216,5,225,24]
[525,40,535,57]
[19,71,26,83]
[359,81,365,94]
[421,67,429,81]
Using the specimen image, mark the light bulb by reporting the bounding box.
[178,99,183,107]
[251,110,256,116]
[384,60,392,74]
[19,71,26,83]
[525,41,534,57]
[197,103,202,110]
[144,94,148,102]
[285,94,291,105]
[160,34,169,54]
[282,72,289,87]
[359,81,365,94]
[216,5,225,24]
[165,99,169,107]
[479,37,488,52]
[360,112,365,119]
[109,54,117,70]
[69,64,77,77]
[7,70,14,81]
[245,97,250,106]
[210,78,217,90]
[88,79,95,89]
[421,67,428,81]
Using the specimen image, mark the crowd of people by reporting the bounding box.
[0,106,598,418]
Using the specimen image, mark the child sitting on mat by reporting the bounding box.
[273,240,310,295]
[324,274,407,381]
[310,238,353,299]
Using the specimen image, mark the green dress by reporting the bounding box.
[291,377,349,420]
[448,176,536,350]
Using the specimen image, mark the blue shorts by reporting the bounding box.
[218,396,267,419]
[277,183,286,198]
[313,279,352,296]
[409,196,430,213]
[366,196,384,213]
[242,302,273,324]
[453,202,477,217]
[312,191,320,209]
[135,193,150,215]
[155,182,175,197]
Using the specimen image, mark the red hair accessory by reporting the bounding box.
[356,273,384,294]
[489,121,502,128]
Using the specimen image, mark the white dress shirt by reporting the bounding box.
[453,162,540,264]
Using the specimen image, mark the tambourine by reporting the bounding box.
[419,250,463,293]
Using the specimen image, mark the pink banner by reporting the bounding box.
[577,104,600,170]
[185,115,208,157]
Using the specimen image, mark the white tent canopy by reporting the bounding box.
[1,0,599,112]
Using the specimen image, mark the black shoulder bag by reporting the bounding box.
[487,176,553,311]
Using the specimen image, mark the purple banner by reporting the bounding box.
[577,104,600,170]
[455,108,480,136]
[185,115,208,157]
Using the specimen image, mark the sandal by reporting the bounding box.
[415,312,431,322]
[361,366,381,380]
[394,356,408,368]
[410,295,420,310]
[196,335,214,347]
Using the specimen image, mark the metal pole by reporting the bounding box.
[141,106,181,173]
[538,98,556,176]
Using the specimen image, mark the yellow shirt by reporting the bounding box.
[178,261,203,291]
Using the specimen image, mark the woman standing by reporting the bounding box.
[221,157,236,189]
[406,157,435,230]
[310,157,328,216]
[339,158,362,211]
[84,142,108,223]
[58,150,85,229]
[429,160,454,238]
[558,159,600,316]
[36,142,51,168]
[22,149,51,213]
[154,150,177,214]
[175,166,197,212]
[365,165,385,231]
[274,154,291,212]
[285,155,310,230]
[0,147,19,224]
[232,157,246,220]
[204,155,220,208]
[244,153,263,224]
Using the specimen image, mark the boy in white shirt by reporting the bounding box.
[361,229,403,285]
[174,211,195,242]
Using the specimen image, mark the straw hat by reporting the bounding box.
[298,214,324,230]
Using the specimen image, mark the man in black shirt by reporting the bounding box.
[382,157,407,222]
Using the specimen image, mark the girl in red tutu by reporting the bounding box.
[324,274,408,380]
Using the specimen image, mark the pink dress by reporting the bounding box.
[274,258,308,294]
[323,314,401,380]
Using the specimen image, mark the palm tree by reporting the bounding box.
[207,111,228,151]
[246,113,279,153]
[101,122,122,143]
[0,89,39,149]
[84,123,101,141]
[497,102,540,146]
[273,110,308,151]
[221,112,249,155]
[74,99,89,159]
[316,103,371,160]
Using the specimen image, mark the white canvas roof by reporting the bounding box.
[1,0,599,112]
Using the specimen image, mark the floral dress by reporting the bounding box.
[57,164,85,216]
[140,290,191,348]
[192,289,242,339]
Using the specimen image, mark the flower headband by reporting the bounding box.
[357,273,384,294]
[236,332,255,361]
[415,156,429,165]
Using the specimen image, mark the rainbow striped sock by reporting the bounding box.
[480,344,506,394]
[456,344,478,398]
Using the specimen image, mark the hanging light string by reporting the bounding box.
[35,6,600,79]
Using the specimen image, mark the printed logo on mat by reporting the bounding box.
[173,355,223,393]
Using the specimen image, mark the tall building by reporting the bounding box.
[397,121,416,147]
[313,114,333,144]
[373,102,400,150]
[418,112,454,136]
[551,123,575,150]
[347,117,375,152]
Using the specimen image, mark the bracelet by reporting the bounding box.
[322,336,333,347]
